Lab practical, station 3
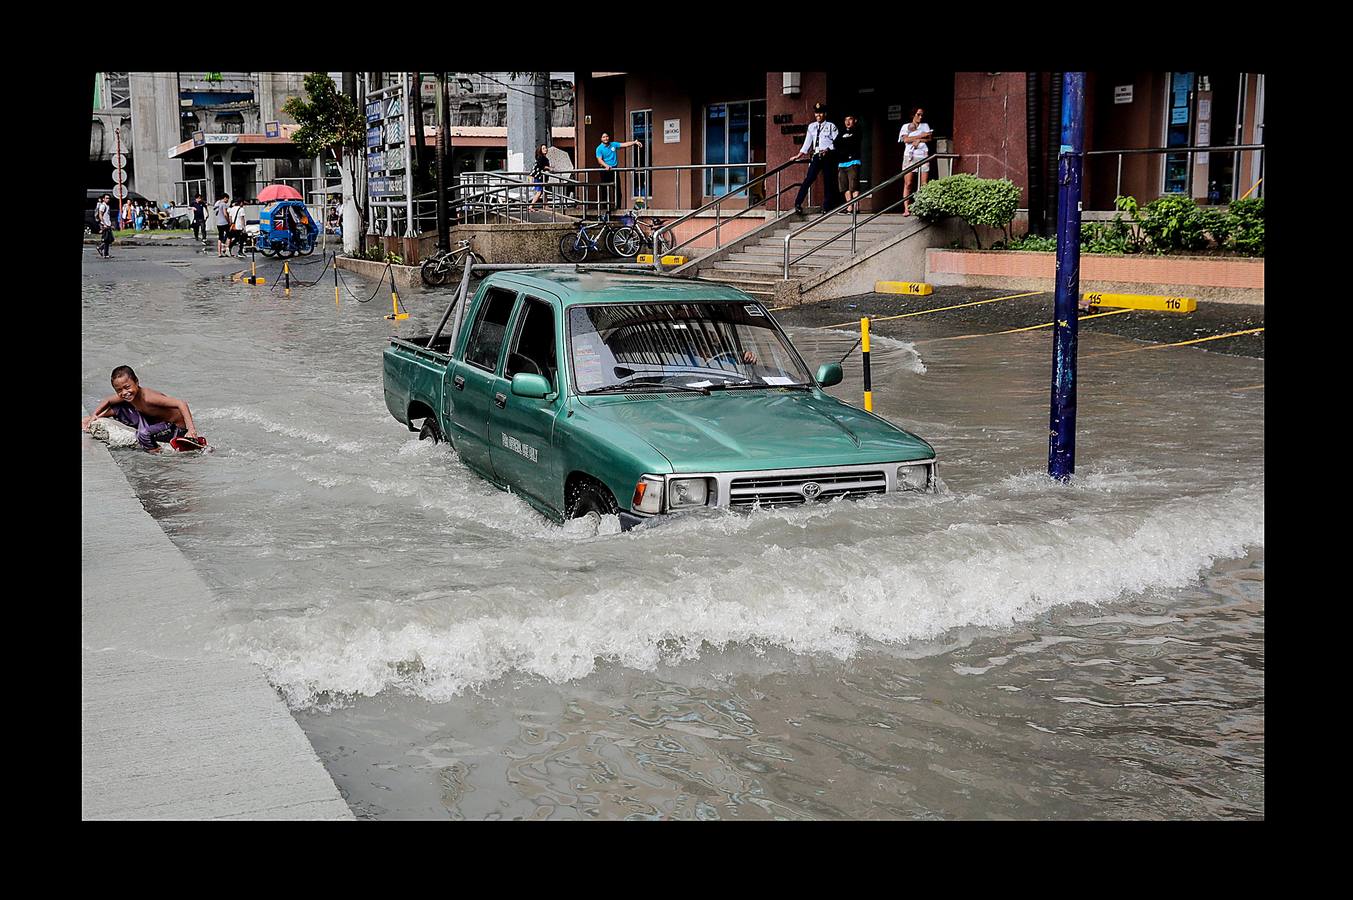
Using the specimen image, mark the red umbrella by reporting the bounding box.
[258,183,304,202]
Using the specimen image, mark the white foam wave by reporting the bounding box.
[198,406,375,453]
[820,328,927,374]
[225,483,1264,709]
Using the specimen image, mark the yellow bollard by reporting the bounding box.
[385,283,408,321]
[284,260,291,298]
[861,317,872,412]
[243,248,265,285]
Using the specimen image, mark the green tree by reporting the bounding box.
[283,73,365,253]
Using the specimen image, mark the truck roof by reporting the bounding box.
[484,268,759,307]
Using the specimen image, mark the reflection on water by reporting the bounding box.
[83,262,1263,818]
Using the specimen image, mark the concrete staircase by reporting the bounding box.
[691,213,920,300]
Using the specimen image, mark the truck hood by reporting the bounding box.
[577,390,934,472]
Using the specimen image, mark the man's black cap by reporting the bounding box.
[814,102,826,112]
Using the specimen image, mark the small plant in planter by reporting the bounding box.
[912,174,1021,249]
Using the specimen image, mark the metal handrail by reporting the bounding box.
[783,154,957,277]
[1085,143,1265,201]
[651,158,808,271]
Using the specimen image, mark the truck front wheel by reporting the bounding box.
[418,417,442,443]
[566,480,617,520]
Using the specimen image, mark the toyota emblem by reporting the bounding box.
[801,481,822,500]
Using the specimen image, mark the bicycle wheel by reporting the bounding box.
[608,226,641,258]
[559,232,588,263]
[654,231,673,256]
[421,256,448,287]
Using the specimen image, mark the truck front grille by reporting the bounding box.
[728,470,887,508]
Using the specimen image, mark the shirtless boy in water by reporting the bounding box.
[82,365,200,453]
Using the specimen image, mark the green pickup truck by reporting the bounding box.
[382,268,937,529]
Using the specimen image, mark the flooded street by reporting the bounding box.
[82,248,1264,819]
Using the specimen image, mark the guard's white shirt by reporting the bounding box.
[800,121,839,155]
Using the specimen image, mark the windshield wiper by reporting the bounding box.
[590,380,711,395]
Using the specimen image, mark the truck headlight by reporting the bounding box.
[632,476,663,514]
[897,463,930,491]
[668,477,710,509]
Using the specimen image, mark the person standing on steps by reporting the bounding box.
[836,114,864,213]
[789,102,840,215]
[898,107,933,216]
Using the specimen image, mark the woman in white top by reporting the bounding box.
[229,200,249,257]
[898,107,933,216]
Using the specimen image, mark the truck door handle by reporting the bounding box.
[493,392,507,408]
[453,375,465,390]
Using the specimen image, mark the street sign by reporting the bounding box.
[113,184,128,201]
[265,121,280,138]
[112,168,128,184]
[112,153,127,168]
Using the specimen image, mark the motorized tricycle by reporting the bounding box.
[254,199,320,257]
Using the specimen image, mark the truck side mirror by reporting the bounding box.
[815,363,843,387]
[511,372,552,399]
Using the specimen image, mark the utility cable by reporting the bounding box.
[334,259,391,304]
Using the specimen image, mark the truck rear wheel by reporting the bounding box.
[566,480,617,520]
[418,417,442,443]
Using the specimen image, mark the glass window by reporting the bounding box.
[505,298,557,389]
[704,104,727,196]
[704,100,765,197]
[568,302,813,394]
[630,109,652,198]
[464,288,518,372]
[1164,72,1194,194]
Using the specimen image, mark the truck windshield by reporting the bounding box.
[569,302,813,393]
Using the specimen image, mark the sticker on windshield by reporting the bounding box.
[745,305,766,317]
[763,376,795,385]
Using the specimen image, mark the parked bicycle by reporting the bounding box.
[629,214,673,257]
[420,239,484,287]
[559,215,636,262]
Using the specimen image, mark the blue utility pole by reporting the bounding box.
[1048,72,1085,482]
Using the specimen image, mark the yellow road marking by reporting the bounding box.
[915,308,1133,345]
[823,291,1042,329]
[1086,327,1265,358]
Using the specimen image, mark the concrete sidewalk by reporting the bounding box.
[81,429,351,820]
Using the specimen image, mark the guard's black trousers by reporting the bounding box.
[792,153,843,211]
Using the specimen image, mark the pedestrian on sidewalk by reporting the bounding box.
[213,193,231,257]
[836,114,864,213]
[95,193,115,258]
[898,107,933,216]
[229,198,249,257]
[191,194,208,243]
[790,102,840,215]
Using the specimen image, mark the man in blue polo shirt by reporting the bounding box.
[595,131,643,213]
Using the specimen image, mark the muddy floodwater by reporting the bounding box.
[82,250,1264,819]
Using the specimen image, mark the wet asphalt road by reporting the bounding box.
[771,288,1265,360]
